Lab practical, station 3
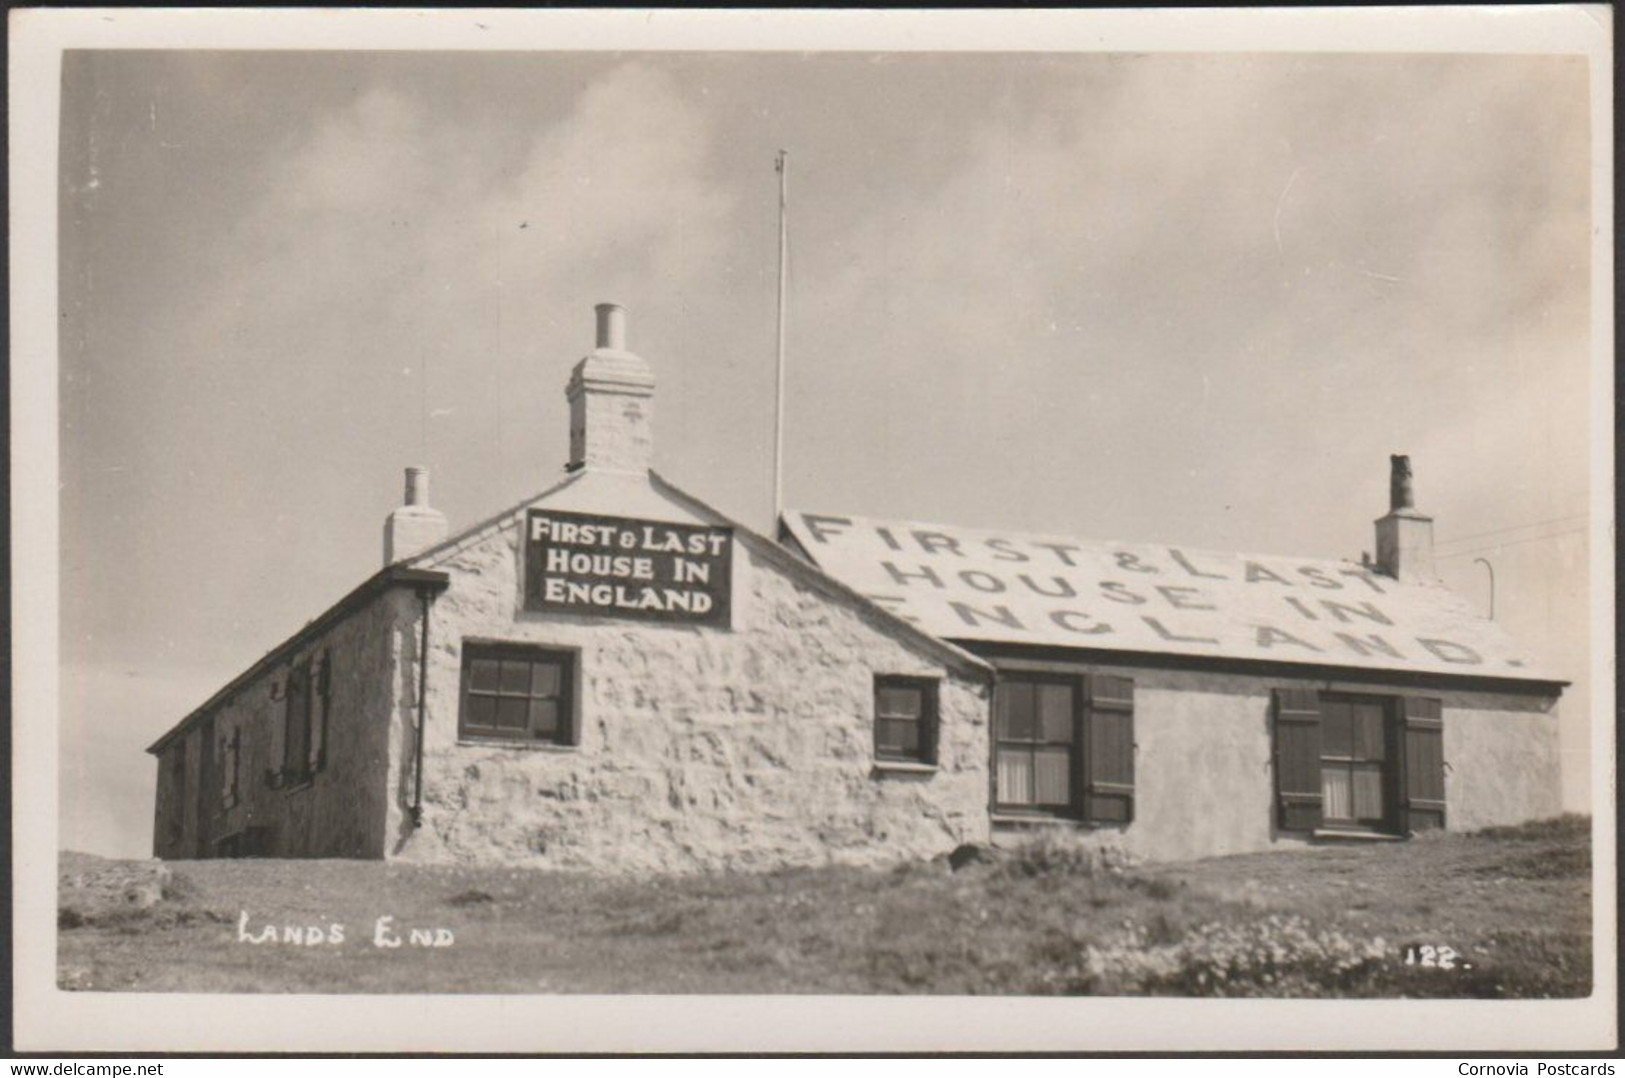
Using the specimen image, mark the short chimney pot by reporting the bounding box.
[385,466,449,564]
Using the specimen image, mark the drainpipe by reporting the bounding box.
[409,585,433,829]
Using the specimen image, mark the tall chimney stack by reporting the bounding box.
[384,466,449,564]
[566,303,655,474]
[1374,454,1436,582]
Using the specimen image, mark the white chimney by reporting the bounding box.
[565,303,655,474]
[384,466,448,565]
[1374,454,1436,582]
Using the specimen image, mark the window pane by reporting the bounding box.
[1038,684,1074,742]
[1352,763,1385,820]
[877,686,922,719]
[1034,748,1071,805]
[1352,704,1386,761]
[500,660,532,695]
[996,749,1033,805]
[878,717,919,755]
[467,694,497,729]
[531,661,562,698]
[530,699,559,737]
[997,682,1036,739]
[469,659,501,693]
[495,697,529,731]
[1322,765,1352,821]
[1321,701,1353,757]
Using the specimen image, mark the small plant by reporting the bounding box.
[996,834,1140,880]
[1055,914,1393,997]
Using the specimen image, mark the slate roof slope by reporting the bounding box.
[781,510,1563,687]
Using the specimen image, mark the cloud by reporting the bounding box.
[783,54,1590,550]
[179,62,733,453]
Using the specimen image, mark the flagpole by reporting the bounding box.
[773,149,789,532]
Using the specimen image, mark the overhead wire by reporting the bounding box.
[1435,526,1589,560]
[1434,512,1590,550]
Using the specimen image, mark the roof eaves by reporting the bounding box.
[957,639,1569,695]
[145,565,451,755]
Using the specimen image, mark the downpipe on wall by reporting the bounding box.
[410,584,434,830]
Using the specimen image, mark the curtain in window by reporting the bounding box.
[995,680,1074,809]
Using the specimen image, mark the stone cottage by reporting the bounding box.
[148,304,1565,869]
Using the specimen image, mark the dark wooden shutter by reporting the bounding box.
[222,726,241,809]
[283,662,310,776]
[1273,688,1323,831]
[312,651,331,773]
[197,716,217,841]
[1085,675,1135,823]
[1399,696,1446,832]
[162,746,187,854]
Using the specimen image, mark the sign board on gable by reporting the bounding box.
[782,511,1554,682]
[524,509,732,627]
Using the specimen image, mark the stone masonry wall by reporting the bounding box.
[151,742,186,858]
[389,516,993,874]
[151,591,402,860]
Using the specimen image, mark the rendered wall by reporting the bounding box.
[390,512,993,873]
[1439,688,1563,831]
[150,592,401,860]
[979,661,1561,863]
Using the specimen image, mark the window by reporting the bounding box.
[996,678,1076,811]
[1319,694,1391,828]
[874,677,938,764]
[310,650,331,774]
[460,644,576,745]
[994,673,1134,823]
[275,651,332,787]
[160,746,186,851]
[1272,689,1444,835]
[281,660,313,782]
[220,726,241,809]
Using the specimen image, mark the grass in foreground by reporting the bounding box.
[58,815,1592,996]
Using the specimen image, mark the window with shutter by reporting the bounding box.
[1318,694,1393,829]
[161,746,187,850]
[1273,688,1323,831]
[282,660,312,781]
[1399,696,1446,833]
[1274,688,1429,837]
[995,676,1079,816]
[310,650,331,773]
[221,726,240,809]
[994,672,1135,825]
[1085,675,1135,823]
[197,717,217,834]
[230,727,242,806]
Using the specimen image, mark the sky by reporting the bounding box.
[57,49,1596,858]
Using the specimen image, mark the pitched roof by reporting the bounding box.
[146,566,451,754]
[404,470,991,678]
[781,510,1563,687]
[650,474,991,680]
[150,475,996,757]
